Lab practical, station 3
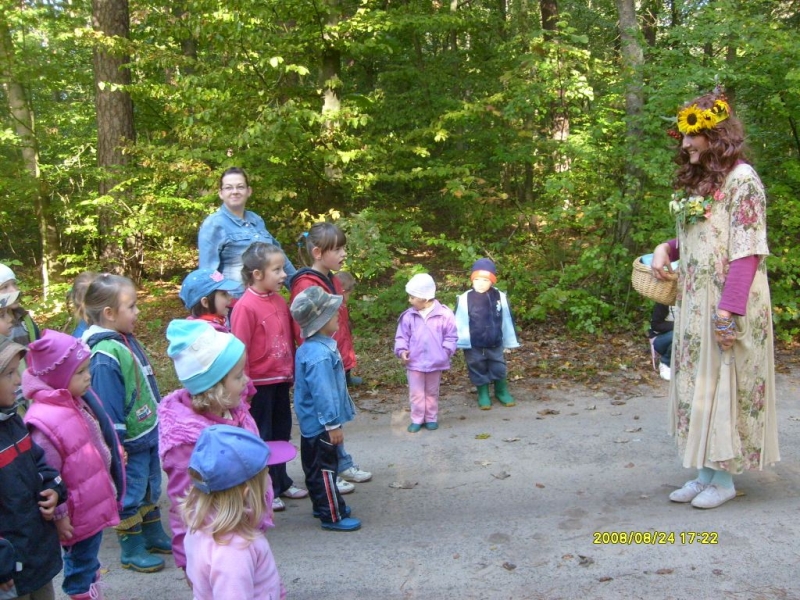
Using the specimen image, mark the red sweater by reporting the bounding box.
[290,270,357,371]
[230,288,294,385]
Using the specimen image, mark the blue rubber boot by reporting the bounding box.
[117,524,165,573]
[141,508,172,554]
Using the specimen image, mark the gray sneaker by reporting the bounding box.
[340,466,372,483]
[336,477,355,495]
[669,479,707,503]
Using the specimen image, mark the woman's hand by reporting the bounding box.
[713,310,736,350]
[651,243,674,281]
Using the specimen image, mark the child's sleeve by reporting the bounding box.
[90,353,129,442]
[500,293,520,349]
[442,310,459,357]
[0,537,15,586]
[393,313,409,358]
[32,437,67,506]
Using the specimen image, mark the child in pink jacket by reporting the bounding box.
[394,273,458,433]
[182,425,295,599]
[22,330,125,600]
[158,319,296,572]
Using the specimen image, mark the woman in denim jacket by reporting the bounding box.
[198,167,297,287]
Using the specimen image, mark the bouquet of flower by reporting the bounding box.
[669,189,724,226]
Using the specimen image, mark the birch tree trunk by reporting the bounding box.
[0,16,61,295]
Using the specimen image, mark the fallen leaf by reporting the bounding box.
[712,569,723,575]
[475,433,491,439]
[790,416,800,421]
[504,437,520,442]
[492,470,511,480]
[585,405,597,410]
[388,480,418,489]
[537,409,560,416]
[578,555,594,566]
[502,562,517,571]
[613,438,629,444]
[625,427,642,433]
[475,460,492,467]
[598,576,613,582]
[624,462,635,468]
[610,400,626,406]
[656,568,674,575]
[562,554,574,560]
[535,482,545,488]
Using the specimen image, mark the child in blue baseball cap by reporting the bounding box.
[179,268,242,332]
[181,424,294,599]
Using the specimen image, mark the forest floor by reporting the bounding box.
[43,284,800,599]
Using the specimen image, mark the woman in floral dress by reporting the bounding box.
[651,89,779,509]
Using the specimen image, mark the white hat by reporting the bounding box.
[405,273,436,300]
[0,264,15,287]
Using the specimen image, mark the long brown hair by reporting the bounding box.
[673,92,749,196]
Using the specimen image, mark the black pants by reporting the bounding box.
[251,383,293,496]
[301,431,348,523]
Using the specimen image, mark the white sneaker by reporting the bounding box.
[691,484,736,509]
[669,479,707,503]
[659,363,671,381]
[272,497,286,511]
[336,477,355,495]
[340,466,372,483]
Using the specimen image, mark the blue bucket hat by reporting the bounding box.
[189,425,297,493]
[179,268,242,310]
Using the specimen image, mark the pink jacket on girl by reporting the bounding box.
[157,388,275,569]
[394,300,458,372]
[22,372,123,542]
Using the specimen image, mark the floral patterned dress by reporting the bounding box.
[669,163,779,473]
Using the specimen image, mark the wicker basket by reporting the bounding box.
[631,257,678,305]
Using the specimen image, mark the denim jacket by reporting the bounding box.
[293,334,355,438]
[198,205,297,285]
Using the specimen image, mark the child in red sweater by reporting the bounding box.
[231,242,307,512]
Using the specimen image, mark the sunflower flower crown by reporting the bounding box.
[676,99,730,135]
[669,188,725,226]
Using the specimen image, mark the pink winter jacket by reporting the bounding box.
[22,373,121,542]
[157,388,275,569]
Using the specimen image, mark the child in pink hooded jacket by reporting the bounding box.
[23,330,125,600]
[158,319,296,572]
[394,273,458,433]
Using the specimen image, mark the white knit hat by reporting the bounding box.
[405,273,436,300]
[0,264,16,287]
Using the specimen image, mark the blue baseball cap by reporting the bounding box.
[179,269,242,310]
[189,425,297,494]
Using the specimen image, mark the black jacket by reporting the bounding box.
[0,410,65,595]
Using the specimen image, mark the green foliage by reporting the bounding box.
[1,0,798,339]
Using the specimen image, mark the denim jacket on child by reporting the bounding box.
[293,334,355,438]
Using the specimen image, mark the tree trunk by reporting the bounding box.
[0,15,61,295]
[615,0,645,249]
[540,0,558,40]
[540,0,569,176]
[92,0,138,277]
[321,0,342,181]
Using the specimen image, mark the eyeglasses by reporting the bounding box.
[221,185,248,192]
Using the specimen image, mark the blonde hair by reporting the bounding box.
[191,379,241,414]
[180,466,269,544]
[67,271,100,322]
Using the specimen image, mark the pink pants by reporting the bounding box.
[407,370,442,425]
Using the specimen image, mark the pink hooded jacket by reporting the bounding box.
[157,388,275,569]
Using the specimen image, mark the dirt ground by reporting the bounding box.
[54,365,800,600]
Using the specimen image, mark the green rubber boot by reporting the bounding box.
[141,508,173,554]
[477,384,492,410]
[493,378,516,407]
[117,524,165,573]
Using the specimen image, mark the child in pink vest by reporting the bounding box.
[22,330,126,600]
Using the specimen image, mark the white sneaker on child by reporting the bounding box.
[336,477,355,495]
[272,497,286,512]
[340,466,372,483]
[669,479,707,503]
[659,363,671,381]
